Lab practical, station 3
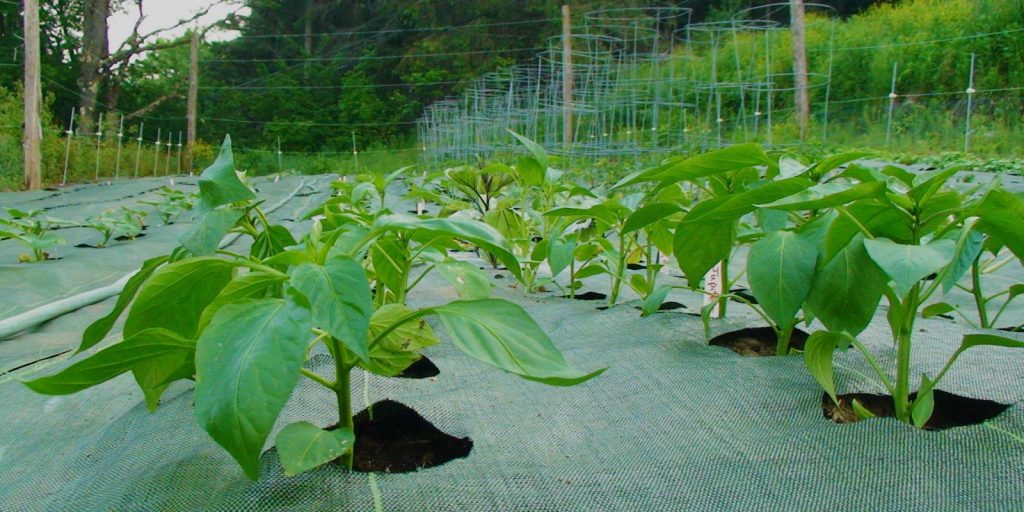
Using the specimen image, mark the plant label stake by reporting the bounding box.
[703,261,723,318]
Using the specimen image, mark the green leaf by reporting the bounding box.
[436,259,492,300]
[180,207,244,256]
[508,130,548,185]
[673,201,735,285]
[851,399,877,420]
[370,233,408,298]
[197,135,256,210]
[546,236,576,278]
[623,203,682,233]
[198,272,287,332]
[806,237,885,335]
[973,188,1024,261]
[823,202,913,259]
[195,299,311,480]
[922,302,956,319]
[374,214,522,282]
[252,224,298,260]
[641,285,673,317]
[275,422,354,477]
[911,375,935,428]
[958,333,1024,352]
[940,226,983,293]
[747,231,817,331]
[80,255,170,352]
[23,328,194,396]
[704,177,813,221]
[863,238,956,297]
[362,304,440,377]
[804,330,844,404]
[808,152,872,178]
[616,143,771,188]
[760,181,886,211]
[431,299,605,386]
[289,255,373,363]
[124,257,236,339]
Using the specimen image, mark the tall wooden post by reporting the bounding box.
[23,0,42,189]
[791,0,810,140]
[561,5,574,149]
[185,31,200,173]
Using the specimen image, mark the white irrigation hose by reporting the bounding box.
[0,177,318,341]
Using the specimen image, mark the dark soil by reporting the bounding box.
[350,400,472,472]
[998,325,1024,333]
[395,356,440,379]
[626,262,647,270]
[632,301,687,312]
[561,291,607,301]
[115,232,146,241]
[708,327,809,356]
[822,390,1010,430]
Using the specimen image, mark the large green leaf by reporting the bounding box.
[747,231,818,331]
[760,181,886,211]
[374,214,522,282]
[863,238,956,297]
[973,188,1024,260]
[80,255,170,352]
[622,202,682,233]
[806,237,886,335]
[823,202,913,259]
[615,143,771,188]
[180,207,244,256]
[673,198,736,285]
[197,271,287,332]
[275,422,354,477]
[436,259,492,300]
[23,328,194,396]
[195,299,311,480]
[289,255,373,363]
[197,135,256,210]
[702,177,813,221]
[431,299,604,386]
[940,223,983,293]
[508,130,548,186]
[124,257,236,339]
[361,304,440,377]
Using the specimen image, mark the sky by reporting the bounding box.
[108,0,250,51]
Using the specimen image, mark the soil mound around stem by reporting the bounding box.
[821,390,1011,430]
[708,327,809,356]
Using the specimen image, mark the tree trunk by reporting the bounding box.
[79,0,110,135]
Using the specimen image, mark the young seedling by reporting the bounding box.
[84,206,147,247]
[24,135,603,481]
[0,208,74,262]
[140,186,196,225]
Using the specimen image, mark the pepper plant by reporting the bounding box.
[798,166,1024,427]
[0,207,74,262]
[23,136,603,480]
[84,206,147,247]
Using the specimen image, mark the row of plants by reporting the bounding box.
[17,132,1024,484]
[0,187,194,262]
[406,132,1024,428]
[23,136,603,479]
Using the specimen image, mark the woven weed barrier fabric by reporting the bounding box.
[1,176,1023,511]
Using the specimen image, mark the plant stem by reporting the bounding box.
[300,368,335,390]
[331,338,355,470]
[971,257,990,328]
[719,254,730,318]
[776,326,792,355]
[608,230,627,306]
[893,285,919,422]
